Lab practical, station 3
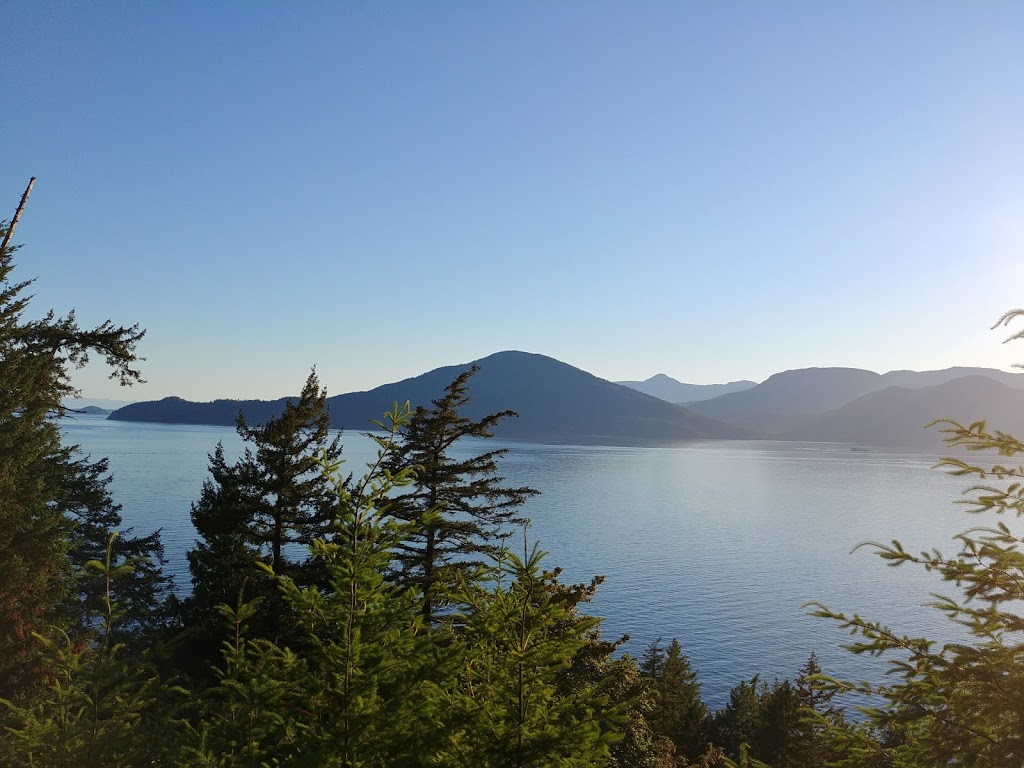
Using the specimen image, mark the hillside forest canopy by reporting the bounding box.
[1,184,1023,766]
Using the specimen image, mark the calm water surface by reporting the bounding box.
[61,414,973,709]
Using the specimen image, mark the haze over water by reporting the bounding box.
[62,414,970,709]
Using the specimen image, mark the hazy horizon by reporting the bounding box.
[5,3,1023,401]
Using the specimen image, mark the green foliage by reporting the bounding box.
[788,652,841,768]
[641,638,711,764]
[435,543,623,766]
[186,403,430,767]
[185,369,344,653]
[64,451,175,649]
[703,654,841,768]
[711,676,763,762]
[187,403,629,767]
[719,743,771,768]
[808,312,1024,767]
[1,535,173,766]
[602,655,678,768]
[0,203,154,706]
[384,365,538,623]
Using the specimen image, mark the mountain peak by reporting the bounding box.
[111,351,749,445]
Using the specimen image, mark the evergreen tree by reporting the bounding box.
[719,742,771,768]
[640,637,715,764]
[63,450,175,650]
[646,639,710,764]
[602,655,678,768]
[437,543,623,767]
[789,652,841,768]
[186,443,263,624]
[385,365,538,623]
[185,404,434,767]
[185,369,343,645]
[0,187,150,704]
[2,535,175,766]
[809,311,1024,766]
[235,369,343,581]
[754,678,801,767]
[711,676,763,762]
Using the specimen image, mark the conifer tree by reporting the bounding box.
[385,365,538,623]
[789,652,841,768]
[602,656,678,768]
[2,535,173,766]
[711,676,763,762]
[185,404,431,767]
[643,638,710,764]
[436,543,623,767]
[64,450,175,649]
[185,369,343,645]
[0,188,150,704]
[754,678,801,767]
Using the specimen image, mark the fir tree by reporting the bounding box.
[63,450,175,650]
[185,369,343,646]
[645,639,710,764]
[185,404,430,767]
[602,655,678,768]
[754,678,801,767]
[437,543,623,767]
[0,185,151,704]
[2,535,174,766]
[385,365,538,623]
[711,676,763,762]
[789,652,841,768]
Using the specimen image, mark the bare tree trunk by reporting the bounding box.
[1,177,36,254]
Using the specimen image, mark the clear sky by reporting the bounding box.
[3,2,1023,402]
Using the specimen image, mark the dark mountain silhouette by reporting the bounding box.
[109,351,750,445]
[686,367,883,434]
[616,374,757,404]
[686,366,1024,435]
[110,395,293,427]
[782,376,1024,448]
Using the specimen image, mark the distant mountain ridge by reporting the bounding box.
[686,367,883,434]
[783,376,1024,449]
[108,357,1024,449]
[686,366,1024,437]
[616,374,757,404]
[110,351,750,445]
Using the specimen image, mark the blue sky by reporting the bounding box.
[3,2,1023,401]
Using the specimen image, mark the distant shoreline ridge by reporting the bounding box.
[107,352,1024,450]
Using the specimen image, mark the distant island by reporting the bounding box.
[74,405,113,415]
[108,354,1024,450]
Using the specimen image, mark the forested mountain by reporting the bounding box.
[110,351,751,444]
[615,374,757,403]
